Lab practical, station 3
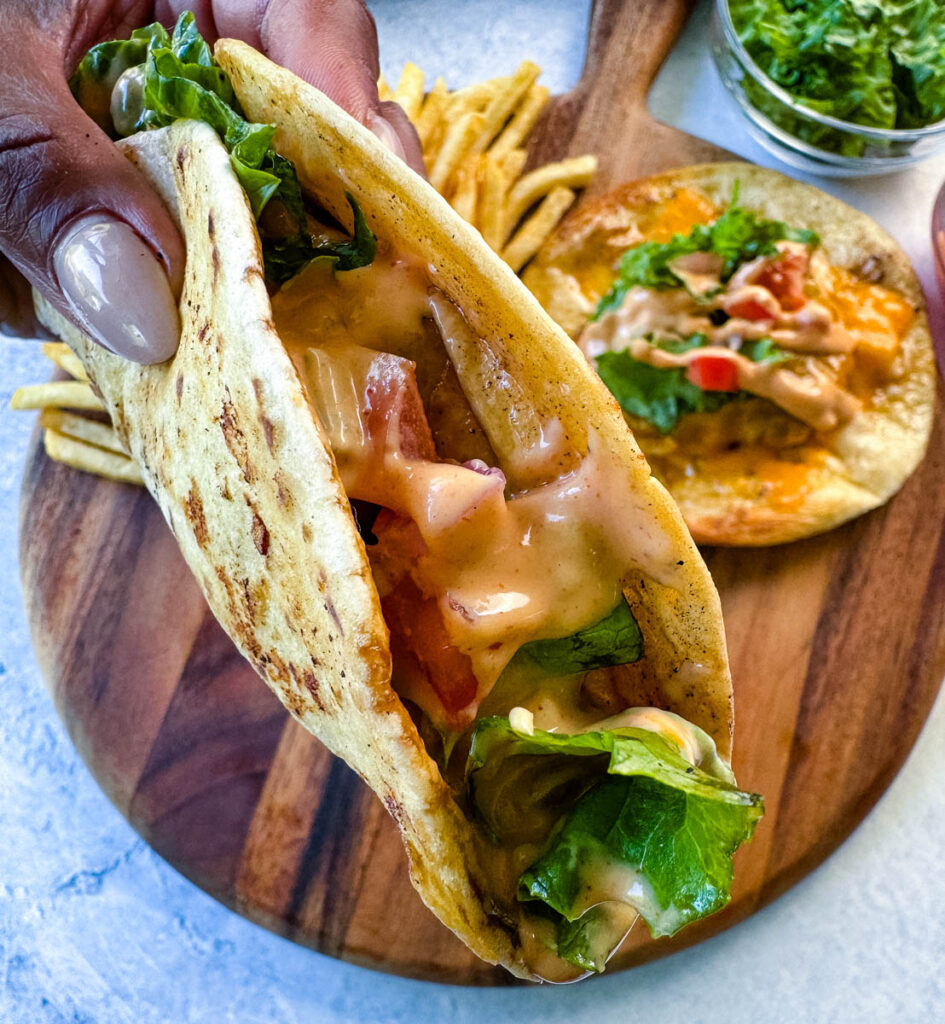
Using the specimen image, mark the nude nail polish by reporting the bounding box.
[53,215,180,364]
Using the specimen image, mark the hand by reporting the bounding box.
[0,1,422,363]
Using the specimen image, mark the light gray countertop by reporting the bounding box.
[2,2,944,1020]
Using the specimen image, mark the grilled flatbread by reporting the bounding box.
[40,38,760,981]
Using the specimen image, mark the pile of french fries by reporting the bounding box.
[14,59,595,485]
[382,60,596,272]
[11,343,142,485]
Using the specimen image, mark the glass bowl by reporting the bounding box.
[710,0,945,177]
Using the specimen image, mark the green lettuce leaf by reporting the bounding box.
[595,187,818,319]
[518,598,643,675]
[595,349,735,434]
[729,0,945,155]
[69,22,170,130]
[170,9,214,67]
[138,42,283,218]
[71,13,376,283]
[265,192,378,283]
[467,717,763,972]
[595,334,787,434]
[553,908,617,974]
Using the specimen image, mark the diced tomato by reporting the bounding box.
[756,249,807,311]
[371,514,479,728]
[725,297,774,322]
[373,508,427,558]
[686,353,740,392]
[369,510,428,586]
[363,353,437,461]
[381,578,479,727]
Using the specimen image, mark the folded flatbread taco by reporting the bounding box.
[46,17,762,980]
[524,165,936,546]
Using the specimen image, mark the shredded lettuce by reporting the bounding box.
[265,191,377,284]
[71,13,375,283]
[595,334,788,434]
[518,598,643,676]
[729,0,945,155]
[70,22,171,129]
[468,717,763,973]
[595,186,818,319]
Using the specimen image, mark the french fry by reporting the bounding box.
[43,428,143,486]
[449,78,505,116]
[377,60,596,265]
[421,112,444,167]
[502,186,576,273]
[479,156,509,251]
[429,111,484,194]
[500,148,528,182]
[416,77,448,150]
[393,62,425,122]
[469,60,541,156]
[377,74,393,103]
[425,86,481,166]
[11,380,106,412]
[506,154,597,227]
[449,158,480,224]
[40,408,126,455]
[427,73,521,170]
[41,342,87,380]
[489,83,550,159]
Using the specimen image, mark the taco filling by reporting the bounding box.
[524,170,931,546]
[269,231,763,979]
[67,16,763,979]
[582,185,913,464]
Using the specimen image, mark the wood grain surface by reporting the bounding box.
[18,0,945,985]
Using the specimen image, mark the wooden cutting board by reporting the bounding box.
[18,0,945,985]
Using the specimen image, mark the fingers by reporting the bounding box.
[166,0,426,174]
[210,0,425,174]
[0,38,182,363]
[376,100,427,176]
[259,0,383,119]
[0,256,50,340]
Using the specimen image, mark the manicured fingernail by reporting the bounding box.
[366,110,407,162]
[53,215,180,364]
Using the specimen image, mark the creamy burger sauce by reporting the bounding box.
[622,338,860,432]
[580,242,880,432]
[269,245,687,732]
[577,201,913,449]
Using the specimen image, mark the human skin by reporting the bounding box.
[0,0,423,361]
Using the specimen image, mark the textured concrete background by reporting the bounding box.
[2,2,944,1020]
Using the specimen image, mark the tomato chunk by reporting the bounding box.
[381,577,479,727]
[756,249,807,312]
[686,353,740,392]
[724,297,774,322]
[363,353,437,461]
[372,513,480,730]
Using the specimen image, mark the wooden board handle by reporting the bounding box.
[580,0,697,98]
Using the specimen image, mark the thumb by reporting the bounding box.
[254,0,426,175]
[0,44,184,363]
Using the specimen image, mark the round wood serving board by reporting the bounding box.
[18,0,945,985]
